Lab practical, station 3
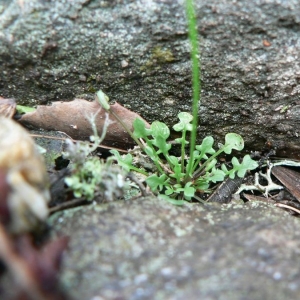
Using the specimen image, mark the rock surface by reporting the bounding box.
[1,0,300,155]
[1,1,300,299]
[50,197,300,300]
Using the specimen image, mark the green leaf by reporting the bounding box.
[148,121,172,155]
[242,155,259,170]
[158,194,185,205]
[195,136,215,159]
[110,149,133,172]
[183,182,195,198]
[205,158,217,171]
[233,155,258,178]
[146,174,169,192]
[168,155,179,166]
[173,112,193,132]
[165,187,174,195]
[224,154,258,179]
[16,105,36,114]
[65,175,95,200]
[153,135,171,155]
[169,156,185,180]
[173,182,195,201]
[221,164,228,173]
[223,133,244,154]
[195,180,209,191]
[144,146,157,161]
[95,90,110,110]
[175,137,189,144]
[151,121,170,139]
[133,118,152,138]
[207,168,225,183]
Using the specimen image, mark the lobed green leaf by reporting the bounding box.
[110,149,133,172]
[207,168,226,183]
[158,194,185,205]
[173,112,193,132]
[223,133,244,154]
[232,154,258,178]
[146,174,169,192]
[96,90,111,110]
[195,136,215,158]
[133,118,152,138]
[152,136,171,155]
[144,146,157,161]
[151,121,170,139]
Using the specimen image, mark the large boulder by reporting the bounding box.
[1,0,300,155]
[49,197,300,300]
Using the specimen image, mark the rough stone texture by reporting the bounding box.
[1,0,300,156]
[49,197,300,300]
[1,1,300,298]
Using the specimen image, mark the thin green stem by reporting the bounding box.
[95,91,145,150]
[143,137,165,174]
[193,148,223,178]
[191,152,205,174]
[180,129,187,173]
[162,153,177,176]
[191,156,201,175]
[128,166,148,176]
[88,111,111,152]
[185,0,201,179]
[109,110,145,150]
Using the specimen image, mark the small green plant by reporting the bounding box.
[63,112,127,202]
[95,0,259,204]
[96,92,258,205]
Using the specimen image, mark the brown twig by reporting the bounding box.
[126,172,151,197]
[49,198,90,214]
[30,133,128,153]
[274,203,300,214]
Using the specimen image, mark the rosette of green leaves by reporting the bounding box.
[109,112,258,204]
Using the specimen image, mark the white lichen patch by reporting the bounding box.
[235,165,283,197]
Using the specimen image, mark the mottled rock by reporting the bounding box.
[1,0,300,155]
[50,197,300,300]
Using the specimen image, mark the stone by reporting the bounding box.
[49,197,300,299]
[1,0,300,156]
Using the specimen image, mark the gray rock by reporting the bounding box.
[50,197,300,300]
[2,1,300,298]
[1,0,300,155]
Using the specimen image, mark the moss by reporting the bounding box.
[151,46,175,63]
[87,84,98,93]
[87,74,97,82]
[142,46,175,70]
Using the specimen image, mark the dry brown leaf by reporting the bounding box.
[19,99,149,150]
[242,193,273,203]
[272,166,300,202]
